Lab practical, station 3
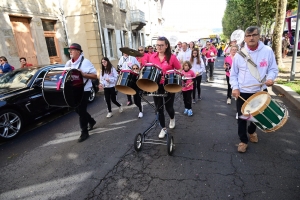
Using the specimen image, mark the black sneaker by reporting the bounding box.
[88,120,96,131]
[78,133,89,143]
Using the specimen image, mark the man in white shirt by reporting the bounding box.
[177,42,191,63]
[65,43,98,142]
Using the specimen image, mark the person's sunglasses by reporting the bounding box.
[138,49,143,51]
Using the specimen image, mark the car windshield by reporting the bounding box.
[0,68,39,89]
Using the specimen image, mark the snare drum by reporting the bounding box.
[164,70,182,93]
[115,70,138,95]
[241,91,288,132]
[42,68,84,107]
[136,64,162,92]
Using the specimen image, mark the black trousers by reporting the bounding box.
[192,75,202,99]
[153,84,175,128]
[226,75,232,99]
[75,91,95,133]
[104,87,121,112]
[236,92,257,144]
[206,62,214,79]
[133,88,142,112]
[127,95,132,103]
[182,90,192,109]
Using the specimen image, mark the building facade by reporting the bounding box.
[0,0,164,70]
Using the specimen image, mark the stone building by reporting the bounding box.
[0,0,164,70]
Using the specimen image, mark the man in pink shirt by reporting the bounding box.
[147,45,155,56]
[202,41,217,81]
[136,46,149,67]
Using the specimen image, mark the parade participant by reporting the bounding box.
[131,64,143,118]
[0,56,13,76]
[20,57,33,68]
[181,61,195,116]
[149,36,181,138]
[224,45,238,105]
[230,26,278,153]
[201,41,217,82]
[147,45,155,56]
[136,46,149,67]
[177,42,191,63]
[175,41,182,53]
[65,43,97,142]
[100,57,123,118]
[189,41,195,51]
[190,49,205,103]
[225,39,237,56]
[117,50,140,106]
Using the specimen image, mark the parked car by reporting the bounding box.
[0,64,99,139]
[89,78,99,102]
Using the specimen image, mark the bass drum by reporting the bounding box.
[42,68,84,107]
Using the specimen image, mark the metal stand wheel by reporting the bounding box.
[167,135,174,155]
[134,133,143,151]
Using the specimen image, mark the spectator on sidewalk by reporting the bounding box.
[20,57,33,68]
[0,56,13,76]
[282,33,291,58]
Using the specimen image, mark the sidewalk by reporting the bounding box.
[274,55,300,110]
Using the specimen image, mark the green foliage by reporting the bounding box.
[222,0,298,38]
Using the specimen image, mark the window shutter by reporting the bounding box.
[103,28,111,58]
[115,30,122,58]
[128,31,132,48]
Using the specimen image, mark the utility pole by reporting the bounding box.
[290,0,300,81]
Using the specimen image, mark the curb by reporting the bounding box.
[273,84,300,110]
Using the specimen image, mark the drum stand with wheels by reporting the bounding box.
[133,92,175,155]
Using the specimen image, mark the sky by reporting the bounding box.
[161,0,227,41]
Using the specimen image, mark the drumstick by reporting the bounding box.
[238,95,247,102]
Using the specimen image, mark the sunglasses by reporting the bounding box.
[138,49,143,51]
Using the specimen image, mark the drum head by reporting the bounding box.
[136,79,158,93]
[115,85,136,95]
[242,92,270,116]
[164,84,182,93]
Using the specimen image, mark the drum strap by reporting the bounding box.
[237,48,266,89]
[77,56,89,86]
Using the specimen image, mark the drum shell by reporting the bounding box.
[241,91,288,132]
[164,72,182,93]
[115,70,138,95]
[42,68,84,108]
[137,66,161,92]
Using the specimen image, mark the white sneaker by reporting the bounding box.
[227,98,231,104]
[169,117,175,129]
[138,112,143,118]
[159,128,167,138]
[106,112,113,118]
[236,112,238,119]
[119,104,123,113]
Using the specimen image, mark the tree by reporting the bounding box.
[272,0,288,68]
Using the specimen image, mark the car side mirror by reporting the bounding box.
[33,78,43,88]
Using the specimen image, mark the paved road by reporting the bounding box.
[0,57,299,200]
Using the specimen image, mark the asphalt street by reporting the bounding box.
[0,57,299,200]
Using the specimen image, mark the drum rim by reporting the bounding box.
[143,63,162,70]
[241,91,271,117]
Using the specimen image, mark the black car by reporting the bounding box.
[0,64,99,139]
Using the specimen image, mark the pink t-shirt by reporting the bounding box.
[136,53,149,67]
[149,53,181,84]
[181,70,195,91]
[202,47,217,62]
[224,56,233,77]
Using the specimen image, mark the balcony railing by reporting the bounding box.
[130,10,146,25]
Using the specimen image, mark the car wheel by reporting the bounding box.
[0,109,23,139]
[88,87,96,103]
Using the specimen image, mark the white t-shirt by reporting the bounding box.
[65,54,97,91]
[177,49,191,62]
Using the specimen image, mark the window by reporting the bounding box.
[119,0,126,9]
[42,20,61,63]
[107,30,114,57]
[45,37,57,57]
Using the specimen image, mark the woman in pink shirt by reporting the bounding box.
[181,61,195,116]
[223,45,238,105]
[149,37,181,138]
